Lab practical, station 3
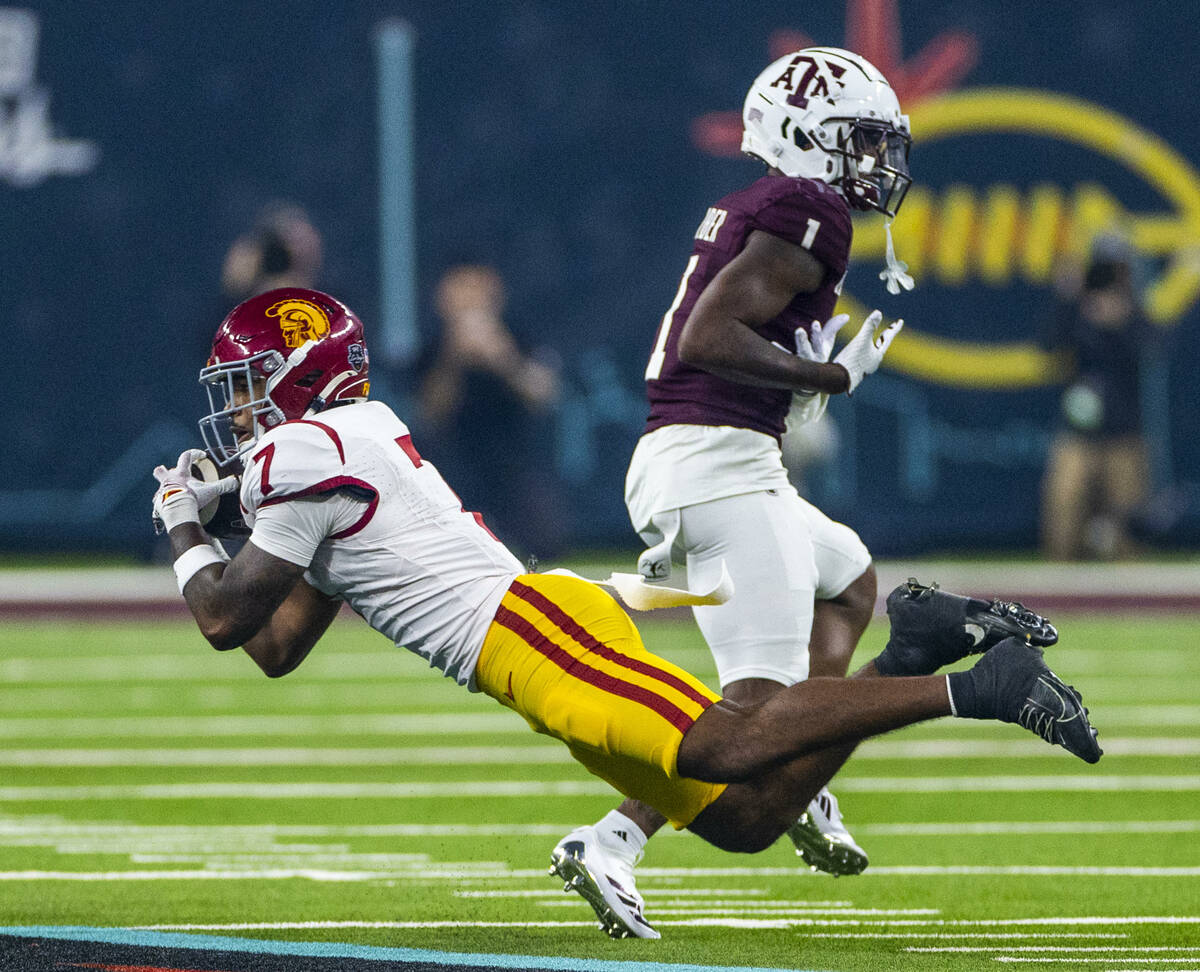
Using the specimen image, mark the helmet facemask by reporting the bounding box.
[832,119,912,217]
[198,350,287,465]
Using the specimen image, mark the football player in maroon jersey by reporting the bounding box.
[552,47,920,933]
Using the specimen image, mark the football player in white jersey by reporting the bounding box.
[554,47,918,924]
[152,287,1100,941]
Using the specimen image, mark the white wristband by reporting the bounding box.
[173,544,226,594]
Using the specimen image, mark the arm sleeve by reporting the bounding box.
[249,492,369,567]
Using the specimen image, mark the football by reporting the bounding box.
[190,453,250,538]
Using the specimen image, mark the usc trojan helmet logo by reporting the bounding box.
[265,298,331,348]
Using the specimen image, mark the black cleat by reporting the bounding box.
[957,637,1103,764]
[875,578,1058,677]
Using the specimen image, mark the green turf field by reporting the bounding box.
[1,610,1198,971]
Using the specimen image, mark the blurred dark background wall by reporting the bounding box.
[3,0,1197,560]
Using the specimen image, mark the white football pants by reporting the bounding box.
[643,489,870,689]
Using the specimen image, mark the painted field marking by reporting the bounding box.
[3,817,1195,842]
[835,776,1200,793]
[455,888,777,898]
[1,776,1198,801]
[988,955,1200,960]
[0,745,571,766]
[900,706,1200,728]
[0,781,608,801]
[4,867,1200,882]
[4,708,1200,737]
[0,820,586,838]
[807,933,1131,940]
[910,946,1200,952]
[625,907,939,916]
[853,738,1200,758]
[0,711,529,737]
[0,651,416,682]
[0,927,805,972]
[123,917,1200,932]
[858,820,1200,836]
[4,738,1200,766]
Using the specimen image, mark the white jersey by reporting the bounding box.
[239,400,523,688]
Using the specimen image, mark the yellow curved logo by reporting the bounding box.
[842,88,1200,388]
[265,298,330,348]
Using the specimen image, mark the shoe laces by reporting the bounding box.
[903,577,938,600]
[989,597,1043,628]
[1017,701,1058,743]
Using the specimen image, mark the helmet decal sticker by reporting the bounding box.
[772,53,846,109]
[347,343,366,372]
[265,298,331,348]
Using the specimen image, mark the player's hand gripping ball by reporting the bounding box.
[190,453,250,538]
[151,449,244,536]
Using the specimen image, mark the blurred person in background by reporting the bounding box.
[1040,232,1158,560]
[416,264,564,560]
[220,201,324,301]
[552,47,913,936]
[781,399,841,499]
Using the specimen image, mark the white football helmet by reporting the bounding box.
[741,47,912,217]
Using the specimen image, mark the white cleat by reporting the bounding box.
[549,825,660,939]
[786,787,869,876]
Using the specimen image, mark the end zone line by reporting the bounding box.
[0,926,816,972]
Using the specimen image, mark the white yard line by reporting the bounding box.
[3,738,1198,766]
[2,818,1194,840]
[2,776,1200,801]
[857,820,1200,836]
[993,955,1200,960]
[910,947,1200,953]
[0,746,571,766]
[0,781,613,800]
[0,712,528,737]
[807,933,1131,940]
[835,776,1200,793]
[2,867,1200,881]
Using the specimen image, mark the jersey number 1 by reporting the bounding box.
[801,218,820,249]
[644,254,700,381]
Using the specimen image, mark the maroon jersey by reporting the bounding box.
[643,175,852,439]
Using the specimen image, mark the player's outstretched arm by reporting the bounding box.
[163,520,336,673]
[677,230,851,395]
[152,452,339,675]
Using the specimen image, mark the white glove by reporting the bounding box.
[793,313,850,363]
[832,310,904,394]
[152,449,239,534]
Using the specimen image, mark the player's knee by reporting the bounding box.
[677,704,767,783]
[818,563,877,632]
[687,793,792,853]
[841,563,878,623]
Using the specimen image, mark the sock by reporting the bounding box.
[597,810,649,859]
[947,669,985,719]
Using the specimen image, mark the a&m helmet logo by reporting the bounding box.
[770,51,847,108]
[265,298,331,349]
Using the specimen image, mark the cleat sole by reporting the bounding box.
[550,847,644,940]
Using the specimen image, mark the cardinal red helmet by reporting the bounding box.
[198,287,370,463]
